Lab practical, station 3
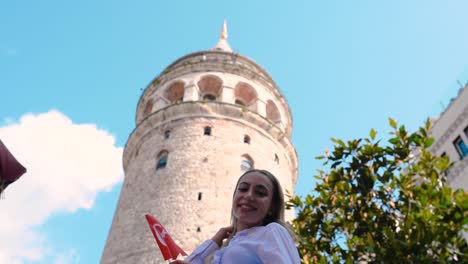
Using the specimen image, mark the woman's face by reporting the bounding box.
[233,171,274,231]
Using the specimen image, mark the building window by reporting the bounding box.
[143,100,153,116]
[198,192,202,201]
[234,82,257,109]
[204,126,212,136]
[274,154,279,164]
[244,135,250,144]
[156,150,169,170]
[235,99,246,106]
[440,152,448,176]
[453,136,468,159]
[202,94,217,101]
[240,154,254,174]
[164,130,171,139]
[198,75,223,102]
[164,81,185,104]
[266,100,281,123]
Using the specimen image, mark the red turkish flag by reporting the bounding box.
[145,214,187,260]
[0,140,26,189]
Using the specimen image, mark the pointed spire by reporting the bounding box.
[212,20,233,52]
[220,20,228,40]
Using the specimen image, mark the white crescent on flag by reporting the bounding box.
[152,223,169,247]
[145,214,187,260]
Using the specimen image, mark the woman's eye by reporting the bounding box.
[237,188,248,192]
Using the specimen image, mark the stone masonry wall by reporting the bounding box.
[101,115,296,263]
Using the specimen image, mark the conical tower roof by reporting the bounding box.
[212,20,232,52]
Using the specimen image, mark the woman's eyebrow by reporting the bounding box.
[254,185,269,192]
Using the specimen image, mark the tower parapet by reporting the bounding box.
[136,50,293,137]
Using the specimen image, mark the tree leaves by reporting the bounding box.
[290,120,468,263]
[370,128,377,140]
[389,117,398,129]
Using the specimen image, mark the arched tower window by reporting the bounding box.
[234,82,257,108]
[156,150,169,170]
[240,154,254,174]
[235,99,245,106]
[266,100,281,123]
[203,94,217,101]
[143,99,154,117]
[164,81,185,103]
[198,75,223,101]
[244,135,251,144]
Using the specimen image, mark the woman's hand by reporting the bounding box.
[211,226,234,246]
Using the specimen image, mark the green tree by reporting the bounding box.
[289,119,468,263]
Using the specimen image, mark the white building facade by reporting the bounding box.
[429,83,468,242]
[430,84,468,191]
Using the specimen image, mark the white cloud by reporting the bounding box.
[0,110,123,263]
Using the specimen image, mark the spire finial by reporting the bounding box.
[212,20,232,52]
[220,20,228,40]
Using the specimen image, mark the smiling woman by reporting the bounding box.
[170,169,300,264]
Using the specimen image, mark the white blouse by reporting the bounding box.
[185,223,300,264]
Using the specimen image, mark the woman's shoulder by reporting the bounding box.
[263,222,293,238]
[265,222,288,232]
[244,222,291,241]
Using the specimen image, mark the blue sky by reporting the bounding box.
[1,1,467,263]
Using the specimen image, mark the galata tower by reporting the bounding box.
[101,22,298,264]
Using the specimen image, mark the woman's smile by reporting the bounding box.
[233,172,273,231]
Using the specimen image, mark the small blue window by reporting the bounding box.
[453,136,468,159]
[156,151,168,170]
[240,155,254,174]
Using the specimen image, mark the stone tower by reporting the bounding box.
[101,22,298,264]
